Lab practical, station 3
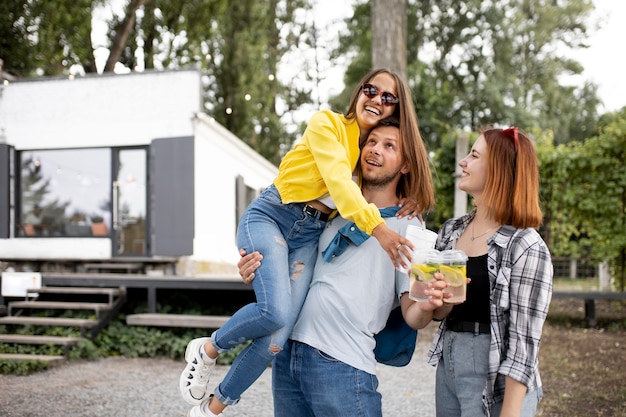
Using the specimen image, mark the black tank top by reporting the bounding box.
[448,253,490,324]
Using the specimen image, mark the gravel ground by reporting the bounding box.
[0,325,438,417]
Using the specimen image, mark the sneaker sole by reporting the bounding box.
[180,337,211,406]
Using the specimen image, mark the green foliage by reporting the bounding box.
[0,1,38,76]
[0,359,49,375]
[1,0,315,164]
[0,0,99,76]
[2,0,604,163]
[88,320,185,359]
[0,290,257,375]
[132,0,317,164]
[0,313,246,375]
[334,0,621,288]
[539,109,626,289]
[335,0,599,149]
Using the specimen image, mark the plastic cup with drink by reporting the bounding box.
[409,249,468,303]
[397,225,438,274]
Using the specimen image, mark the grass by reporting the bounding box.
[552,277,605,292]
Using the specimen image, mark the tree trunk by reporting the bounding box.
[371,0,407,80]
[104,0,147,72]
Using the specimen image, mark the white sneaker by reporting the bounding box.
[187,395,223,417]
[179,337,215,405]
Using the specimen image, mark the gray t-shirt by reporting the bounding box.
[290,212,424,375]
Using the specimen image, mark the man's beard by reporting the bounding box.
[362,168,402,190]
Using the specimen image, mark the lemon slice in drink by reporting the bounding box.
[411,264,437,283]
[439,265,465,287]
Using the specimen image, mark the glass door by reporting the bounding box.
[112,148,148,256]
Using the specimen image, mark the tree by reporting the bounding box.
[114,0,315,163]
[333,0,599,148]
[371,0,407,79]
[1,0,315,164]
[104,0,146,72]
[0,1,38,77]
[328,0,602,234]
[1,0,100,76]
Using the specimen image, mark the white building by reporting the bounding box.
[0,69,277,275]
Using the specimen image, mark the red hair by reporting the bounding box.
[481,128,542,228]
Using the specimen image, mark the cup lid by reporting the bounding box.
[425,249,467,263]
[441,249,468,263]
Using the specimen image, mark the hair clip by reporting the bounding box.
[502,127,519,151]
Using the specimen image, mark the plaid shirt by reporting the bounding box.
[427,210,553,415]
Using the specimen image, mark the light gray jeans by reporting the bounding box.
[435,330,540,417]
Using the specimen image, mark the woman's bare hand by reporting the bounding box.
[397,197,422,220]
[237,248,263,284]
[372,223,414,269]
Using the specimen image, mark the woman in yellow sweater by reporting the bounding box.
[180,68,435,417]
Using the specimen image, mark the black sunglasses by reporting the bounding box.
[361,83,399,106]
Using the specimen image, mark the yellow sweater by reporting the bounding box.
[274,109,384,235]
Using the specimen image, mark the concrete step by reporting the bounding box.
[83,262,143,273]
[27,286,125,297]
[0,316,97,328]
[9,300,111,312]
[126,313,229,329]
[0,334,82,346]
[0,353,67,367]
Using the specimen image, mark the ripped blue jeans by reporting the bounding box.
[212,184,326,406]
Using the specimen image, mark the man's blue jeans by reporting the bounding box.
[272,340,383,417]
[211,185,326,406]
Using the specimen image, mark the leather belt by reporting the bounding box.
[303,204,330,222]
[447,320,490,335]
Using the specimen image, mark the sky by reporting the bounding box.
[564,0,626,112]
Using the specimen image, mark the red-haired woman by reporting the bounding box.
[429,127,553,417]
